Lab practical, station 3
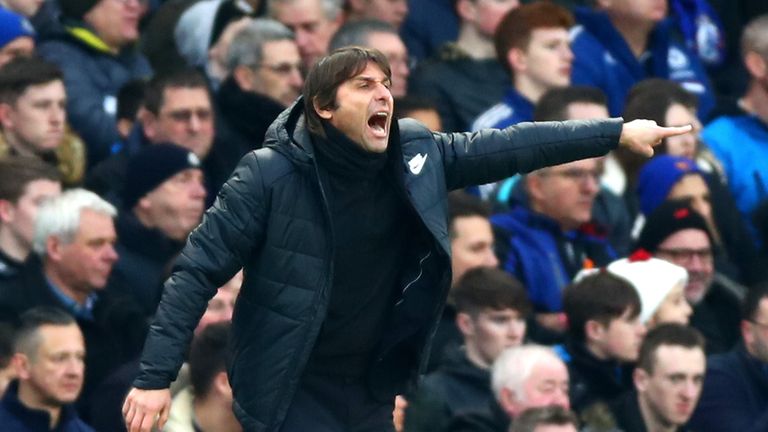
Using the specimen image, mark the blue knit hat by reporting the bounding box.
[637,155,703,216]
[123,143,202,210]
[0,9,35,49]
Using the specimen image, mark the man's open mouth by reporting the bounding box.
[368,111,389,135]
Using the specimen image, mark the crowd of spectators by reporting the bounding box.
[0,0,767,430]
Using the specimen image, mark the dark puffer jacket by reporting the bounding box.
[133,98,622,431]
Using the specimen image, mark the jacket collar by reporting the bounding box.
[1,380,80,430]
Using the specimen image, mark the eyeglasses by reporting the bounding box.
[164,108,213,123]
[542,168,601,184]
[255,62,303,76]
[656,247,713,263]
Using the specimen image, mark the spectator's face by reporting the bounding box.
[744,298,768,362]
[505,358,569,417]
[655,229,713,305]
[137,168,206,241]
[250,39,303,107]
[0,80,66,154]
[598,0,667,25]
[459,0,519,38]
[84,0,142,50]
[528,158,600,231]
[594,308,646,362]
[460,308,526,367]
[195,271,241,335]
[663,103,700,160]
[352,0,408,28]
[272,0,340,68]
[16,323,85,406]
[450,215,498,286]
[48,209,118,291]
[565,102,609,120]
[514,27,572,90]
[0,36,34,67]
[4,0,42,17]
[145,87,215,158]
[651,283,693,326]
[635,345,705,427]
[366,32,410,98]
[315,61,393,153]
[0,179,61,253]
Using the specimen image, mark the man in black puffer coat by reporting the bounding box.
[123,47,691,432]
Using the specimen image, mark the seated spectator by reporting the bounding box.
[86,69,228,206]
[637,200,743,354]
[408,0,517,131]
[447,345,570,432]
[394,96,442,131]
[472,2,574,131]
[492,149,615,333]
[0,9,34,67]
[427,192,498,371]
[688,282,768,431]
[511,406,578,432]
[109,144,206,316]
[0,57,87,186]
[344,0,407,29]
[600,323,706,432]
[0,157,60,279]
[0,189,147,411]
[701,14,768,241]
[268,0,343,69]
[36,0,152,166]
[405,267,530,432]
[560,272,645,413]
[637,154,758,284]
[602,255,692,328]
[570,0,714,118]
[165,322,240,432]
[216,18,300,155]
[0,306,93,431]
[329,19,410,98]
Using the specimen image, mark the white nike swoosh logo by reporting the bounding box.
[408,153,428,175]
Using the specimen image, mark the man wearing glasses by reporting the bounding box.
[636,200,742,355]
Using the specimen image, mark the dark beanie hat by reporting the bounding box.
[123,143,201,210]
[59,0,101,21]
[636,199,714,253]
[637,155,703,216]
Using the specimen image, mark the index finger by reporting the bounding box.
[657,124,693,137]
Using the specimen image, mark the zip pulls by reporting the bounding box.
[396,250,432,306]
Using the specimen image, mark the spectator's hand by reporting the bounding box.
[122,387,171,432]
[619,120,692,157]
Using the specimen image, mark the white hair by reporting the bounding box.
[491,344,564,402]
[32,189,116,257]
[267,0,342,22]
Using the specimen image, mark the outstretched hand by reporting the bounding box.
[122,387,171,432]
[619,120,693,157]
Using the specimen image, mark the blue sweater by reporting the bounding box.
[0,380,94,431]
[570,8,714,119]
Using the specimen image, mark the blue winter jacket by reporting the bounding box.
[0,380,94,432]
[570,8,715,119]
[471,87,534,131]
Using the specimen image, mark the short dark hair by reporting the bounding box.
[303,46,391,137]
[453,267,531,317]
[393,95,438,120]
[637,323,705,374]
[189,321,231,398]
[143,68,210,115]
[447,191,491,240]
[511,405,579,432]
[328,19,398,52]
[0,324,14,369]
[117,79,147,122]
[494,2,574,75]
[0,56,63,105]
[743,281,768,322]
[534,86,608,121]
[563,272,641,343]
[14,306,76,360]
[0,156,60,203]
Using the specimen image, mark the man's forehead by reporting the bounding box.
[653,345,705,371]
[161,86,211,108]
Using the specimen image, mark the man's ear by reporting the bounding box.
[0,103,14,129]
[313,98,333,120]
[585,319,606,343]
[526,175,544,203]
[456,311,475,337]
[232,65,256,92]
[456,0,475,22]
[213,371,232,397]
[12,353,31,380]
[633,367,649,392]
[140,108,159,141]
[0,199,15,224]
[498,387,519,417]
[507,47,527,74]
[46,235,64,261]
[745,51,767,80]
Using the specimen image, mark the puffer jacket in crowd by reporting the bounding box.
[133,97,622,431]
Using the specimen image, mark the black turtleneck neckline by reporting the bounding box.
[313,121,387,179]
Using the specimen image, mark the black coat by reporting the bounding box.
[133,97,623,431]
[563,340,634,413]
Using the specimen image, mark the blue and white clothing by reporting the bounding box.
[471,87,534,131]
[570,7,715,119]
